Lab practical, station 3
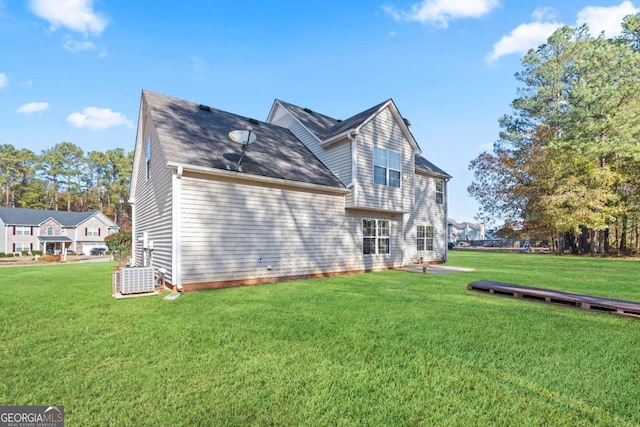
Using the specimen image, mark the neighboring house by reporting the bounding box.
[448,219,485,243]
[0,207,118,255]
[130,90,450,292]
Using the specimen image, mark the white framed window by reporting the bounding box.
[363,219,390,255]
[145,137,151,181]
[436,179,444,204]
[373,147,401,188]
[46,226,54,236]
[15,226,31,236]
[86,227,100,237]
[417,225,434,251]
[15,242,30,252]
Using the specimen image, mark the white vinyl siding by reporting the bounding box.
[131,104,173,282]
[178,174,403,285]
[353,107,411,211]
[271,110,350,185]
[406,173,447,262]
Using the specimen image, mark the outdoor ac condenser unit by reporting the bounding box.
[120,266,155,295]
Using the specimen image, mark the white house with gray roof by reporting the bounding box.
[130,90,450,291]
[0,207,118,255]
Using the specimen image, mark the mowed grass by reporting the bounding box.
[1,252,639,426]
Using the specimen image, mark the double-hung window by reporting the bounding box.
[435,179,444,204]
[15,226,30,236]
[417,225,434,251]
[363,219,390,255]
[374,147,401,188]
[15,242,30,252]
[86,227,100,237]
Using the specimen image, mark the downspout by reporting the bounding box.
[347,130,359,205]
[172,166,183,291]
[444,179,450,262]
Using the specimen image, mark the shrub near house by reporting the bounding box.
[105,231,132,267]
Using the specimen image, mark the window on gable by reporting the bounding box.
[363,219,390,255]
[436,179,444,204]
[15,226,31,236]
[46,226,54,236]
[145,137,151,181]
[417,225,434,251]
[86,227,100,237]
[373,147,401,188]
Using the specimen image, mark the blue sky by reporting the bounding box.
[1,0,638,223]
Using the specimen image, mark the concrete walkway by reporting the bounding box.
[399,264,475,275]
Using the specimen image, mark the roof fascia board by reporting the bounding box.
[129,92,146,201]
[416,168,452,180]
[166,162,349,195]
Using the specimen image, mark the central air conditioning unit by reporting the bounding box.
[118,266,155,295]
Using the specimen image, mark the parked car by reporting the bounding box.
[90,247,107,256]
[65,249,76,255]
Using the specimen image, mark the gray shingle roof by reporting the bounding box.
[415,155,451,179]
[0,207,99,226]
[274,99,389,141]
[143,90,345,188]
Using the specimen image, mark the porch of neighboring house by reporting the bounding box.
[38,236,73,255]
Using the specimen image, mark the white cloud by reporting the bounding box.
[0,72,7,88]
[17,102,49,114]
[384,0,500,28]
[532,6,557,22]
[576,1,639,37]
[488,1,640,63]
[29,0,108,35]
[67,107,133,130]
[487,21,562,62]
[62,35,97,52]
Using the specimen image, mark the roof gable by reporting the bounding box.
[273,99,421,153]
[141,90,344,188]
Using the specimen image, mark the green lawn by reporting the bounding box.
[1,252,639,426]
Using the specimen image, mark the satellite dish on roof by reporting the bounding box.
[229,126,256,146]
[229,126,256,171]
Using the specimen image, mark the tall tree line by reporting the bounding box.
[469,14,640,255]
[0,141,133,226]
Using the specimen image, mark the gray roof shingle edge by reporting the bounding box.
[415,155,451,179]
[0,207,100,226]
[143,90,345,188]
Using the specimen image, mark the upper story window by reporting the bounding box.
[436,179,444,204]
[86,227,100,237]
[46,226,54,236]
[373,147,401,188]
[363,219,390,255]
[15,226,31,236]
[145,137,151,181]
